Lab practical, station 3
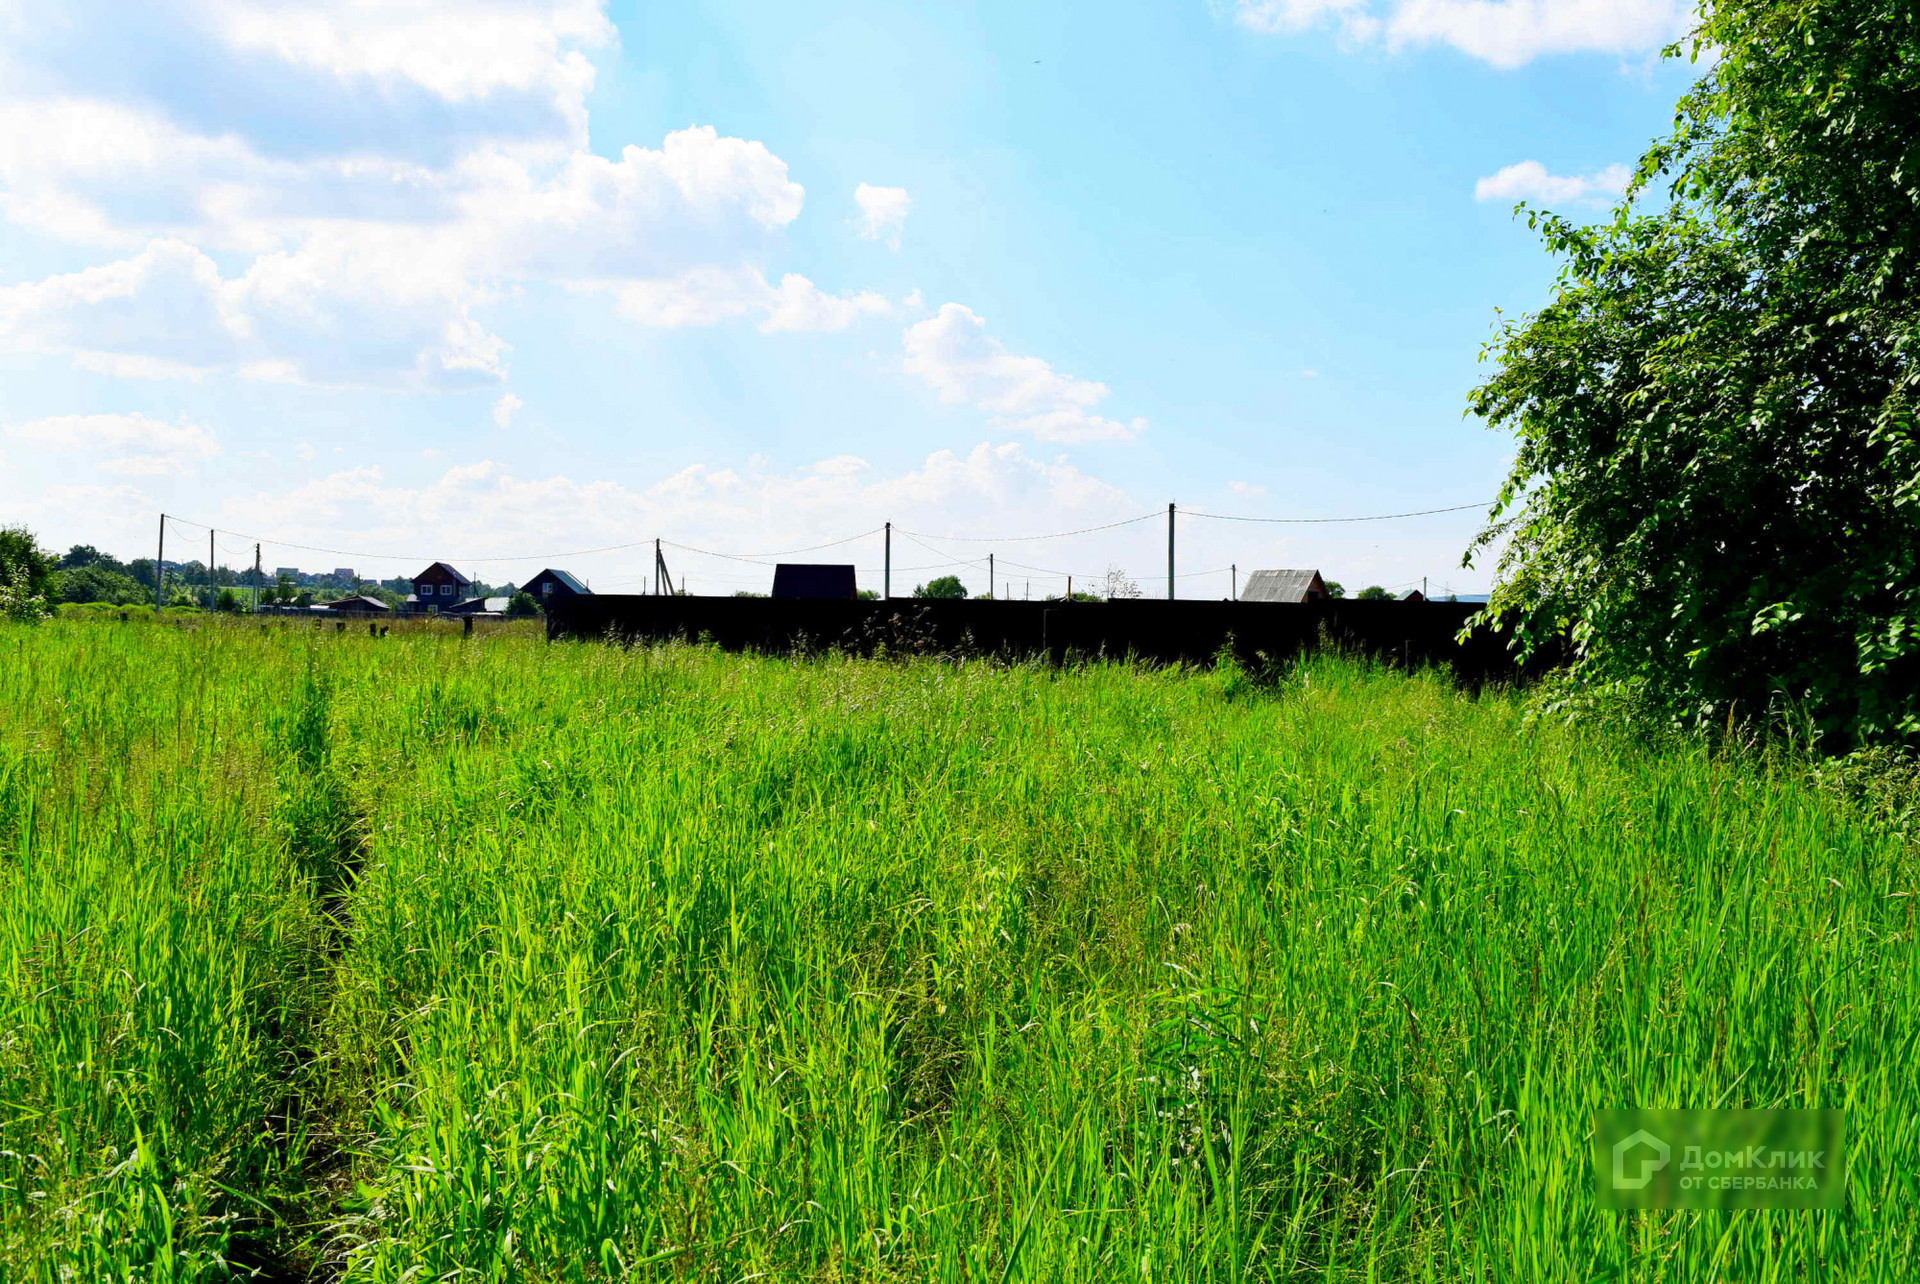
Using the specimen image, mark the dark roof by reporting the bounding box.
[1398,589,1425,602]
[520,568,589,595]
[414,561,471,585]
[323,594,392,611]
[1240,568,1325,603]
[771,563,858,600]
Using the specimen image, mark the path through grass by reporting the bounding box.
[1,619,1914,1279]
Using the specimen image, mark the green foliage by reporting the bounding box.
[1471,0,1920,748]
[215,587,247,614]
[0,526,55,601]
[4,624,1917,1276]
[1322,579,1345,599]
[912,574,968,599]
[56,563,146,605]
[855,588,878,600]
[505,591,540,617]
[1356,585,1393,600]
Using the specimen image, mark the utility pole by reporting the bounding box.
[1423,576,1428,599]
[209,529,215,605]
[1167,502,1175,601]
[1232,563,1237,601]
[884,522,891,600]
[253,543,262,611]
[1066,574,1072,601]
[989,552,994,600]
[154,513,165,615]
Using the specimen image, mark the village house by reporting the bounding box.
[406,562,473,613]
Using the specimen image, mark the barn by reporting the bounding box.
[1240,568,1329,603]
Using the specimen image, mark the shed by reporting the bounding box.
[323,594,391,613]
[443,595,511,615]
[1239,568,1328,603]
[772,564,858,600]
[519,568,590,603]
[1398,589,1426,603]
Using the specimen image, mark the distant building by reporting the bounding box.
[332,567,357,584]
[772,564,857,600]
[322,594,391,613]
[407,562,472,612]
[443,595,510,616]
[1398,589,1426,603]
[274,567,300,580]
[519,568,590,604]
[1240,568,1329,603]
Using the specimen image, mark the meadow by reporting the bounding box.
[0,617,1914,1281]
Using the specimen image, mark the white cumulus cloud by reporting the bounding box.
[6,411,220,474]
[493,392,524,427]
[1232,0,1691,67]
[853,183,912,249]
[1474,159,1632,206]
[903,304,1146,444]
[0,4,895,389]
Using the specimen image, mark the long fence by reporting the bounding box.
[546,595,1555,684]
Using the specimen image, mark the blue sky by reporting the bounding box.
[0,0,1698,597]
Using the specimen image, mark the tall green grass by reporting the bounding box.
[1,618,1914,1279]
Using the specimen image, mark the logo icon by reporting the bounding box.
[1611,1129,1671,1189]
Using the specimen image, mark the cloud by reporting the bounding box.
[493,392,524,427]
[0,2,895,389]
[853,183,911,249]
[1228,481,1268,498]
[1474,159,1632,205]
[5,411,220,474]
[1231,0,1691,67]
[902,304,1146,444]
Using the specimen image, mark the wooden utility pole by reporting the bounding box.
[1167,502,1175,601]
[254,543,262,611]
[884,522,891,600]
[1232,563,1237,601]
[154,514,165,615]
[209,529,215,604]
[989,552,994,600]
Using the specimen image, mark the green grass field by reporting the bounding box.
[1,618,1914,1281]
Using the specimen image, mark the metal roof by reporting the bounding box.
[323,594,391,611]
[1240,568,1325,603]
[521,568,590,595]
[414,561,471,584]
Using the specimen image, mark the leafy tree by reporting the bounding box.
[1470,0,1920,747]
[216,587,247,614]
[274,573,297,605]
[855,589,878,600]
[506,591,540,617]
[913,575,968,600]
[0,526,55,600]
[1322,580,1345,599]
[1356,585,1393,601]
[56,564,146,605]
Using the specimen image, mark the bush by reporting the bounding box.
[912,576,968,600]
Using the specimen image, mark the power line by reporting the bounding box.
[893,511,1161,543]
[1179,501,1491,524]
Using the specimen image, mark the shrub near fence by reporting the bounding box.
[547,595,1554,684]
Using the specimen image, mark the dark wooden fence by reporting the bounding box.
[546,595,1554,684]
